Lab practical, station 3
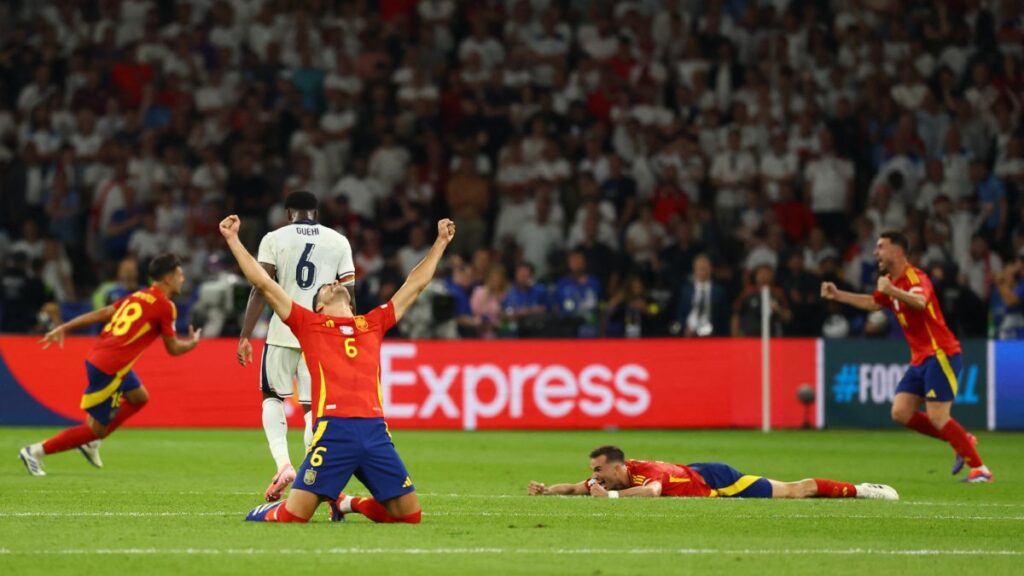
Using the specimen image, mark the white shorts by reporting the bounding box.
[260,344,311,405]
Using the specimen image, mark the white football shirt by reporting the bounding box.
[257,222,355,348]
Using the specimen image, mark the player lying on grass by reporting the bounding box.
[528,445,899,500]
[19,254,201,476]
[821,231,992,483]
[220,214,456,523]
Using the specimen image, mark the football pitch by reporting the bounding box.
[1,428,1021,575]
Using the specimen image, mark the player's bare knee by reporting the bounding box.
[90,421,110,438]
[891,407,911,424]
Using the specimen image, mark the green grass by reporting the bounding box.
[1,428,1022,575]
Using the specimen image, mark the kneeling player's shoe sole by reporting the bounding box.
[855,483,899,500]
[951,434,977,476]
[264,464,296,502]
[962,469,993,483]
[19,446,45,477]
[78,440,103,468]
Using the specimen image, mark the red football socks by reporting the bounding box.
[42,425,97,455]
[271,502,309,523]
[814,478,857,498]
[940,419,983,468]
[905,412,943,440]
[351,497,422,524]
[107,401,145,433]
[41,401,146,455]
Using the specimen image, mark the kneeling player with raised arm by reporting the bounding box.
[220,214,455,524]
[529,446,898,500]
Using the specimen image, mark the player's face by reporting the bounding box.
[316,281,350,314]
[874,238,894,274]
[167,267,185,295]
[589,455,629,490]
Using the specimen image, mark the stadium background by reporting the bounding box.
[1,1,1024,427]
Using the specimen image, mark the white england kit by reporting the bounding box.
[257,221,354,403]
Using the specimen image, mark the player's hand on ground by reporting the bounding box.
[437,219,455,245]
[528,481,546,496]
[40,327,65,350]
[877,275,894,296]
[237,338,253,366]
[219,215,241,239]
[820,282,837,300]
[589,480,609,498]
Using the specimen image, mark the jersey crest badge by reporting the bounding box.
[304,469,317,485]
[354,316,369,332]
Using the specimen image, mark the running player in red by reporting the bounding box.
[821,231,992,483]
[19,254,202,476]
[528,445,898,500]
[220,214,455,524]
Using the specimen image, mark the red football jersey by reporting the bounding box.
[583,459,712,497]
[284,300,397,420]
[873,266,961,365]
[87,286,178,374]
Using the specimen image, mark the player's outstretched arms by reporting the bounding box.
[820,281,882,312]
[219,215,293,321]
[237,262,277,366]
[163,324,202,356]
[39,305,116,349]
[391,219,456,321]
[528,480,589,496]
[589,480,662,498]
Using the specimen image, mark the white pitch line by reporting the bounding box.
[1,511,1022,521]
[0,547,1020,557]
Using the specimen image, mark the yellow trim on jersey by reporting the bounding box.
[376,365,384,413]
[936,350,959,396]
[79,362,136,409]
[121,323,152,346]
[709,475,764,498]
[306,420,328,455]
[906,268,920,284]
[316,362,327,419]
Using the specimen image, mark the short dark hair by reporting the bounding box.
[879,231,910,255]
[285,190,318,211]
[149,253,181,281]
[589,445,625,463]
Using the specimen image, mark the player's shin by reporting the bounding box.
[905,412,943,440]
[939,419,983,469]
[41,425,98,455]
[340,495,421,524]
[813,478,857,498]
[105,401,145,434]
[261,398,291,469]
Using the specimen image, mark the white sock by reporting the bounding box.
[29,443,45,458]
[338,494,354,513]
[303,410,313,451]
[972,465,990,473]
[262,398,291,470]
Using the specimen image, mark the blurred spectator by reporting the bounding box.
[993,251,1024,339]
[553,250,601,338]
[1,253,47,332]
[470,264,511,339]
[960,235,1003,303]
[445,161,490,256]
[502,263,547,337]
[732,265,792,337]
[675,254,728,338]
[444,255,477,337]
[92,257,140,309]
[803,131,854,244]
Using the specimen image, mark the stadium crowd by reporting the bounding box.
[1,0,1023,340]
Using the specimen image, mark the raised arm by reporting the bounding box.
[219,215,293,321]
[39,306,117,349]
[391,219,456,322]
[236,262,277,366]
[820,281,882,312]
